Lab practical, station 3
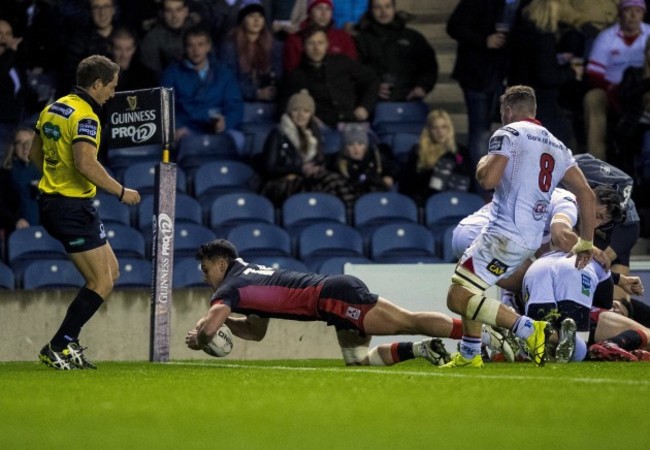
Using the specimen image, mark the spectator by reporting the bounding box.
[447,0,516,169]
[60,0,119,95]
[0,18,29,151]
[0,126,39,229]
[109,28,157,91]
[355,0,438,101]
[282,28,378,130]
[283,0,357,73]
[508,0,584,148]
[584,0,650,160]
[399,109,473,205]
[161,25,244,146]
[259,89,355,207]
[220,0,283,102]
[140,0,199,79]
[330,123,396,199]
[202,0,273,46]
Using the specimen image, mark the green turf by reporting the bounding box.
[1,359,648,449]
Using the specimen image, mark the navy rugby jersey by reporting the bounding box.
[210,259,329,321]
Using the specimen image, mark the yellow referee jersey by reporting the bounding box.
[35,88,102,197]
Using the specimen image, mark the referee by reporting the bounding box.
[29,55,141,370]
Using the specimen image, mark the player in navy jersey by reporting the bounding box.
[185,239,473,367]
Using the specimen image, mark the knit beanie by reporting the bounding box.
[343,124,368,146]
[287,89,316,114]
[237,0,266,23]
[308,0,334,13]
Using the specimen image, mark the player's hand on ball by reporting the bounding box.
[185,329,201,350]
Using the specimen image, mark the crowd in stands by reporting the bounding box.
[2,0,650,287]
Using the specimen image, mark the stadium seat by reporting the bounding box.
[248,256,308,272]
[282,193,348,243]
[193,160,258,207]
[353,192,419,239]
[176,133,239,172]
[227,223,291,257]
[374,255,443,264]
[372,101,429,135]
[137,193,203,231]
[106,144,162,174]
[92,193,132,227]
[385,131,419,164]
[22,260,84,290]
[174,224,216,258]
[0,261,15,290]
[105,224,146,259]
[114,258,152,289]
[173,257,206,288]
[241,102,278,157]
[441,224,458,263]
[321,127,342,155]
[242,101,278,124]
[121,161,187,195]
[7,226,67,277]
[317,256,373,275]
[298,223,364,271]
[425,191,485,248]
[369,223,436,262]
[208,192,275,236]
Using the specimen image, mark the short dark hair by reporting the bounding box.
[76,54,119,88]
[183,24,212,46]
[301,25,328,44]
[594,184,626,225]
[196,239,239,262]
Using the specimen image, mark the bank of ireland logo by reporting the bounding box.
[127,96,138,111]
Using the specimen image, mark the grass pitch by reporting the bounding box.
[1,359,648,449]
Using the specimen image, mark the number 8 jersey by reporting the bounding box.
[485,118,577,250]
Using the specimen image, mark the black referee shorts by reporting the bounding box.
[39,194,107,253]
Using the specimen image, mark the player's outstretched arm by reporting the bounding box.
[225,316,270,341]
[186,303,232,350]
[560,166,596,268]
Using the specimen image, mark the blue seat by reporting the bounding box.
[173,257,205,288]
[375,255,443,264]
[174,223,216,258]
[321,127,342,155]
[298,223,365,271]
[372,101,429,134]
[241,122,276,158]
[193,160,257,205]
[441,224,458,263]
[425,191,485,248]
[208,192,274,236]
[385,131,419,164]
[92,193,131,226]
[176,133,239,172]
[0,262,15,290]
[105,224,146,259]
[122,161,187,194]
[317,256,373,275]
[282,193,347,243]
[248,256,308,272]
[370,223,436,262]
[107,144,162,173]
[8,226,67,277]
[115,258,152,288]
[353,192,419,238]
[227,223,291,257]
[137,193,203,231]
[242,102,278,124]
[22,260,84,290]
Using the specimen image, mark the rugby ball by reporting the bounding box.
[202,324,234,357]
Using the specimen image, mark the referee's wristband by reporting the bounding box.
[118,186,125,202]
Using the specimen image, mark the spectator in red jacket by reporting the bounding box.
[282,0,357,73]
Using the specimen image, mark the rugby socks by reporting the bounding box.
[50,287,104,351]
[607,329,647,351]
[512,316,535,340]
[391,342,416,362]
[459,335,482,360]
[449,318,463,339]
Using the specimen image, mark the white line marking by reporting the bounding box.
[169,361,650,386]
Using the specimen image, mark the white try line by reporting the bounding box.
[169,361,650,386]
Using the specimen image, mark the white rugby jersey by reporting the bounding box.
[540,188,578,245]
[484,119,576,250]
[586,22,650,85]
[523,251,610,309]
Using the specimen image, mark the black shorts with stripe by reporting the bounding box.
[39,194,107,253]
[317,275,379,336]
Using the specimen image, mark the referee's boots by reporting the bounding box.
[39,344,74,370]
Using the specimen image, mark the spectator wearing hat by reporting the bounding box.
[140,0,199,79]
[584,0,650,160]
[355,0,438,101]
[399,109,473,206]
[283,0,358,73]
[161,25,244,146]
[204,0,274,46]
[220,0,284,102]
[282,28,378,130]
[330,123,396,199]
[259,88,355,207]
